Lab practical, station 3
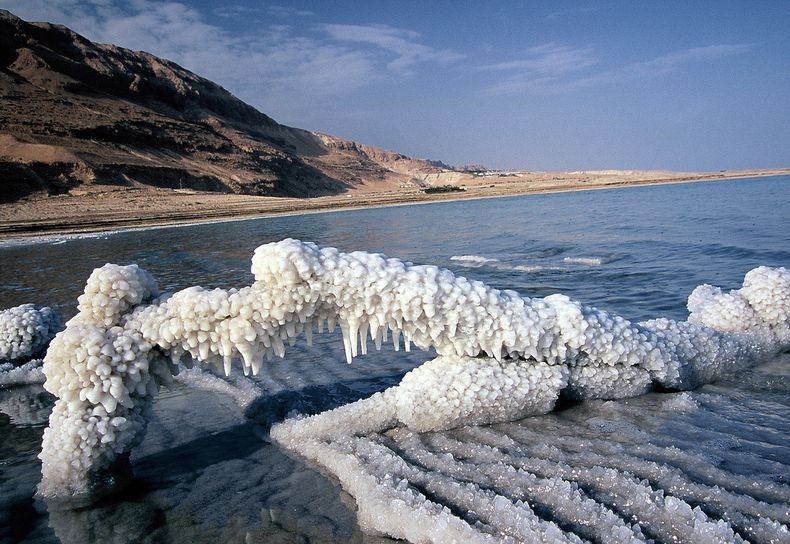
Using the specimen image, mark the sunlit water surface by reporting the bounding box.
[1,176,788,543]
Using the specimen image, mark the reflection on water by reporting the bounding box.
[0,176,788,542]
[0,385,52,426]
[41,386,400,544]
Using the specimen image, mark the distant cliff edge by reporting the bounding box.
[0,9,449,202]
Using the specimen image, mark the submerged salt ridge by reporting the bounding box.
[36,239,790,540]
[308,389,789,544]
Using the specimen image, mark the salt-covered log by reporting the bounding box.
[37,239,790,500]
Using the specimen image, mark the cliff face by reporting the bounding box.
[0,10,446,202]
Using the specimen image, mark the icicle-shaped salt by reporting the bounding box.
[348,318,359,358]
[198,342,209,361]
[340,320,354,364]
[372,322,383,350]
[359,320,369,355]
[272,335,285,358]
[238,344,253,372]
[222,355,237,376]
[304,321,313,346]
[239,351,251,375]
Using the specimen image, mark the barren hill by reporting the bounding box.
[0,10,446,202]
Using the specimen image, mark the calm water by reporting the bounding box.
[1,175,788,543]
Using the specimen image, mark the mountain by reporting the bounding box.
[0,10,448,203]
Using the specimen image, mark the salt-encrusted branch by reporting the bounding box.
[37,239,790,499]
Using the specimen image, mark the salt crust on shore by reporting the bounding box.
[35,240,790,541]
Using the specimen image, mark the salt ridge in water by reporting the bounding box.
[450,255,566,274]
[35,239,790,542]
[450,255,501,265]
[563,256,604,266]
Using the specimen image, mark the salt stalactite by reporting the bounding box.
[37,239,790,501]
[0,303,60,363]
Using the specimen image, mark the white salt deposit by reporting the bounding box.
[0,303,59,363]
[37,238,790,543]
[563,256,604,266]
[450,255,500,265]
[0,359,45,386]
[38,264,172,498]
[174,366,262,410]
[395,356,568,431]
[512,264,564,273]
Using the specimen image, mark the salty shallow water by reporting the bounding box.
[1,175,789,542]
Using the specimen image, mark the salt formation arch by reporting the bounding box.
[38,239,790,500]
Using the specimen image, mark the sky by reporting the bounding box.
[2,0,789,171]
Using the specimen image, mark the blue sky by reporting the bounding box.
[3,1,789,171]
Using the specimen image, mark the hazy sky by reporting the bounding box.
[3,0,789,171]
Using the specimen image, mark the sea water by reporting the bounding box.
[0,175,788,542]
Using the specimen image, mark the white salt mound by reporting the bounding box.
[39,264,171,498]
[0,304,59,363]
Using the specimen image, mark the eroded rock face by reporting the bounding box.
[0,10,445,202]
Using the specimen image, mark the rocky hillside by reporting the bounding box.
[0,10,447,202]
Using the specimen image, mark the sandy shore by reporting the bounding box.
[1,168,787,241]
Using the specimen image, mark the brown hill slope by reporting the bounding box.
[0,10,446,202]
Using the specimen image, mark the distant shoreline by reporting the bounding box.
[1,168,787,243]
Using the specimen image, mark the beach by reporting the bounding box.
[2,168,787,240]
